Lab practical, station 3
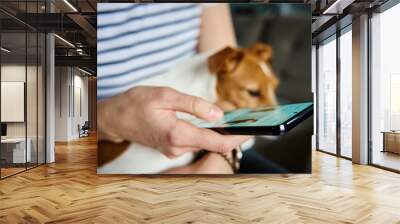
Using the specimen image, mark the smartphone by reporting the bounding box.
[192,102,313,135]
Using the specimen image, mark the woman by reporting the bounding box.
[97,3,250,173]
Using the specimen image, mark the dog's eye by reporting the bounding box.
[247,89,261,97]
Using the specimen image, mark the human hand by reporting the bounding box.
[98,86,251,158]
[163,152,234,174]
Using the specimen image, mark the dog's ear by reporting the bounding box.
[246,42,273,63]
[208,46,243,74]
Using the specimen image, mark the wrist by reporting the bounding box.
[98,100,124,143]
[198,152,234,174]
[214,147,242,173]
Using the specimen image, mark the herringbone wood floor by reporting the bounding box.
[1,135,400,224]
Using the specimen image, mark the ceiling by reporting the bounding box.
[0,0,393,75]
[309,0,390,42]
[0,0,97,73]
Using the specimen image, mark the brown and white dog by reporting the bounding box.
[209,43,278,110]
[98,43,279,174]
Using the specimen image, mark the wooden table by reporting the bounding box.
[382,131,400,154]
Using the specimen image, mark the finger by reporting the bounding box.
[168,119,252,153]
[159,88,223,122]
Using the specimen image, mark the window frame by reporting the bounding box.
[315,23,353,160]
[367,0,400,173]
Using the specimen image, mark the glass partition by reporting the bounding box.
[370,3,400,171]
[0,1,46,179]
[339,28,352,158]
[317,35,337,154]
[1,30,28,177]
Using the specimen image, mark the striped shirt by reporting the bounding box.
[97,3,204,99]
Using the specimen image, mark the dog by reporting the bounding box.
[97,43,279,174]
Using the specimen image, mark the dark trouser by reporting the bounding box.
[239,149,287,173]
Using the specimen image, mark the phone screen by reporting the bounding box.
[191,102,313,129]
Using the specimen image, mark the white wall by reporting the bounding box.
[55,66,70,141]
[1,65,26,136]
[1,63,46,164]
[1,65,37,138]
[73,74,89,137]
[54,67,89,141]
[1,65,26,142]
